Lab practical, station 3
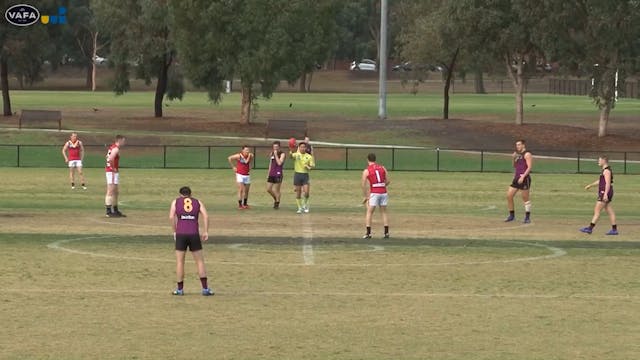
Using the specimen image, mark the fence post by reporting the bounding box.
[345,147,349,170]
[577,151,580,173]
[16,145,20,167]
[253,147,257,169]
[480,150,484,172]
[391,148,395,171]
[436,148,440,171]
[208,146,212,169]
[624,152,627,174]
[163,146,167,168]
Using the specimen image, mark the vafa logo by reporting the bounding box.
[5,4,66,26]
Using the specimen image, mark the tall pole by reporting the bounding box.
[378,0,388,120]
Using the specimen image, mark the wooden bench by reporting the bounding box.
[265,119,307,139]
[19,110,62,130]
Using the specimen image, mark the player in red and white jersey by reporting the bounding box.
[105,135,126,217]
[361,153,390,239]
[61,132,86,190]
[227,145,253,209]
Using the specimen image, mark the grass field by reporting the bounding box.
[1,168,640,359]
[4,90,640,123]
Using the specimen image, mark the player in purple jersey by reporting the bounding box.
[266,141,286,209]
[580,155,618,235]
[169,186,213,296]
[505,139,533,223]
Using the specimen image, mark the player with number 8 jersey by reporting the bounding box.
[169,186,213,296]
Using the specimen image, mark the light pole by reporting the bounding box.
[378,0,388,120]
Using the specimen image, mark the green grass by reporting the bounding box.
[8,90,640,120]
[1,168,640,359]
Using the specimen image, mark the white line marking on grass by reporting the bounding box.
[227,243,384,253]
[48,236,564,267]
[47,236,173,263]
[301,215,314,265]
[479,205,497,211]
[5,288,639,301]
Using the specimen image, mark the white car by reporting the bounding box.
[93,55,108,65]
[350,59,377,71]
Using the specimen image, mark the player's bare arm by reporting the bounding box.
[306,155,315,170]
[169,199,177,236]
[79,141,85,161]
[275,151,285,166]
[585,179,599,190]
[200,202,209,242]
[603,169,612,201]
[62,142,69,162]
[383,166,391,186]
[228,153,239,172]
[361,169,370,202]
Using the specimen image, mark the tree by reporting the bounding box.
[171,0,339,124]
[0,1,58,116]
[448,0,550,125]
[94,0,184,117]
[542,0,640,137]
[394,0,465,119]
[291,2,340,92]
[333,1,378,63]
[67,0,109,91]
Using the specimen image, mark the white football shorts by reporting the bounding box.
[106,172,119,185]
[68,160,83,168]
[236,173,251,185]
[369,193,389,207]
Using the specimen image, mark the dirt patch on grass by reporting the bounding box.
[309,118,640,152]
[3,107,640,152]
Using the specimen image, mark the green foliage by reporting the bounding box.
[550,0,640,110]
[170,0,340,107]
[165,61,184,101]
[93,0,184,112]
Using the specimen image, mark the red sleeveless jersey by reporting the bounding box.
[367,163,387,194]
[105,143,120,172]
[67,140,81,160]
[236,153,251,175]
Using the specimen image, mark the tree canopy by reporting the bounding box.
[170,0,340,124]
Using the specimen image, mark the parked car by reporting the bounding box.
[350,59,377,71]
[93,55,108,65]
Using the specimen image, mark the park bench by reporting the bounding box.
[265,119,307,139]
[19,109,62,130]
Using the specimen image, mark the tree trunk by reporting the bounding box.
[598,102,611,137]
[240,85,252,125]
[506,56,525,125]
[299,72,307,92]
[442,47,460,120]
[1,58,11,116]
[473,70,486,94]
[154,54,171,118]
[306,71,313,92]
[86,65,93,89]
[91,31,98,92]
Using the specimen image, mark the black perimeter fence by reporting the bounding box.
[1,144,639,174]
